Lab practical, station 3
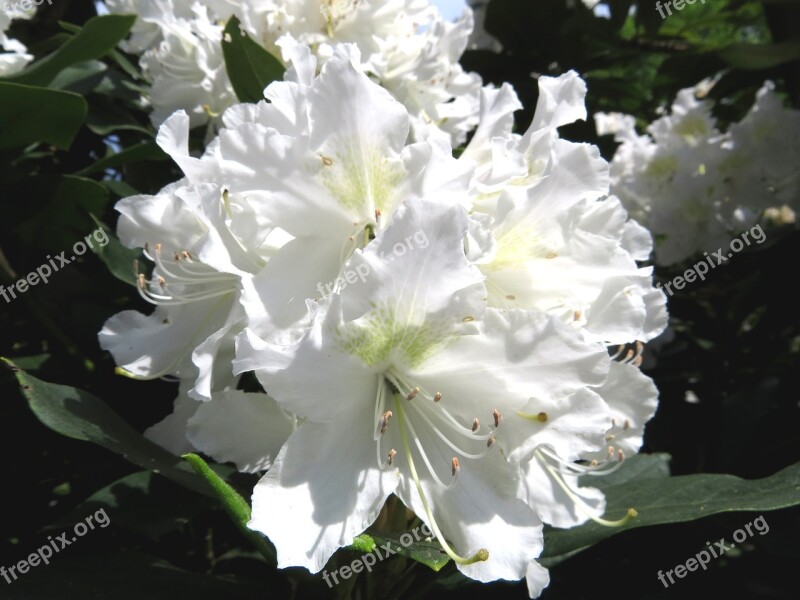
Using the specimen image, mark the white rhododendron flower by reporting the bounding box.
[106,0,482,144]
[598,81,800,265]
[233,199,612,584]
[0,7,34,77]
[461,72,667,344]
[98,33,666,598]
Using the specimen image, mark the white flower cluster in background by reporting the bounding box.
[105,0,481,145]
[0,6,34,76]
[597,81,800,266]
[98,25,667,600]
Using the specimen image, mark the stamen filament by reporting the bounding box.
[394,396,489,566]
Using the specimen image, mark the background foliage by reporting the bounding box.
[1,0,798,598]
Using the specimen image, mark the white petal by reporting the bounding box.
[144,385,199,456]
[526,560,551,598]
[187,391,294,473]
[248,409,399,572]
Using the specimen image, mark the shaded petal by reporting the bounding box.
[187,391,294,473]
[248,408,400,572]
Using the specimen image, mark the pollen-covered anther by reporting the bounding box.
[618,449,625,462]
[406,386,420,401]
[471,418,479,433]
[607,445,615,457]
[182,251,192,260]
[605,433,615,441]
[486,436,496,448]
[433,392,442,402]
[387,448,397,465]
[590,459,599,467]
[492,408,502,428]
[537,411,548,423]
[451,457,460,477]
[380,410,393,434]
[158,276,166,287]
[320,155,333,166]
[573,310,582,321]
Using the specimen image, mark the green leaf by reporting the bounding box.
[2,359,215,498]
[541,461,800,563]
[49,60,108,94]
[89,214,148,287]
[54,471,219,539]
[16,175,109,251]
[362,532,450,572]
[4,552,264,599]
[77,142,167,176]
[5,14,137,87]
[0,82,86,149]
[717,39,800,70]
[222,16,285,103]
[183,453,277,563]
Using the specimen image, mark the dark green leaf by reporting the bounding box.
[6,14,136,87]
[222,16,285,103]
[77,142,167,176]
[542,461,800,562]
[54,471,219,539]
[16,176,109,251]
[89,215,148,287]
[2,359,214,498]
[717,39,800,70]
[0,82,86,149]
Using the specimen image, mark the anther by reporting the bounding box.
[573,310,582,321]
[537,412,548,422]
[506,294,516,300]
[623,419,631,430]
[611,418,617,427]
[605,433,615,441]
[462,316,475,322]
[406,386,420,401]
[158,276,166,287]
[321,155,333,166]
[492,408,502,428]
[618,449,625,461]
[486,436,496,448]
[433,392,442,402]
[380,410,393,434]
[451,457,460,477]
[388,448,397,465]
[472,418,480,433]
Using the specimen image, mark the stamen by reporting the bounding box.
[492,409,502,428]
[472,418,480,433]
[394,397,489,566]
[535,448,638,527]
[517,411,548,423]
[388,449,397,464]
[380,410,393,435]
